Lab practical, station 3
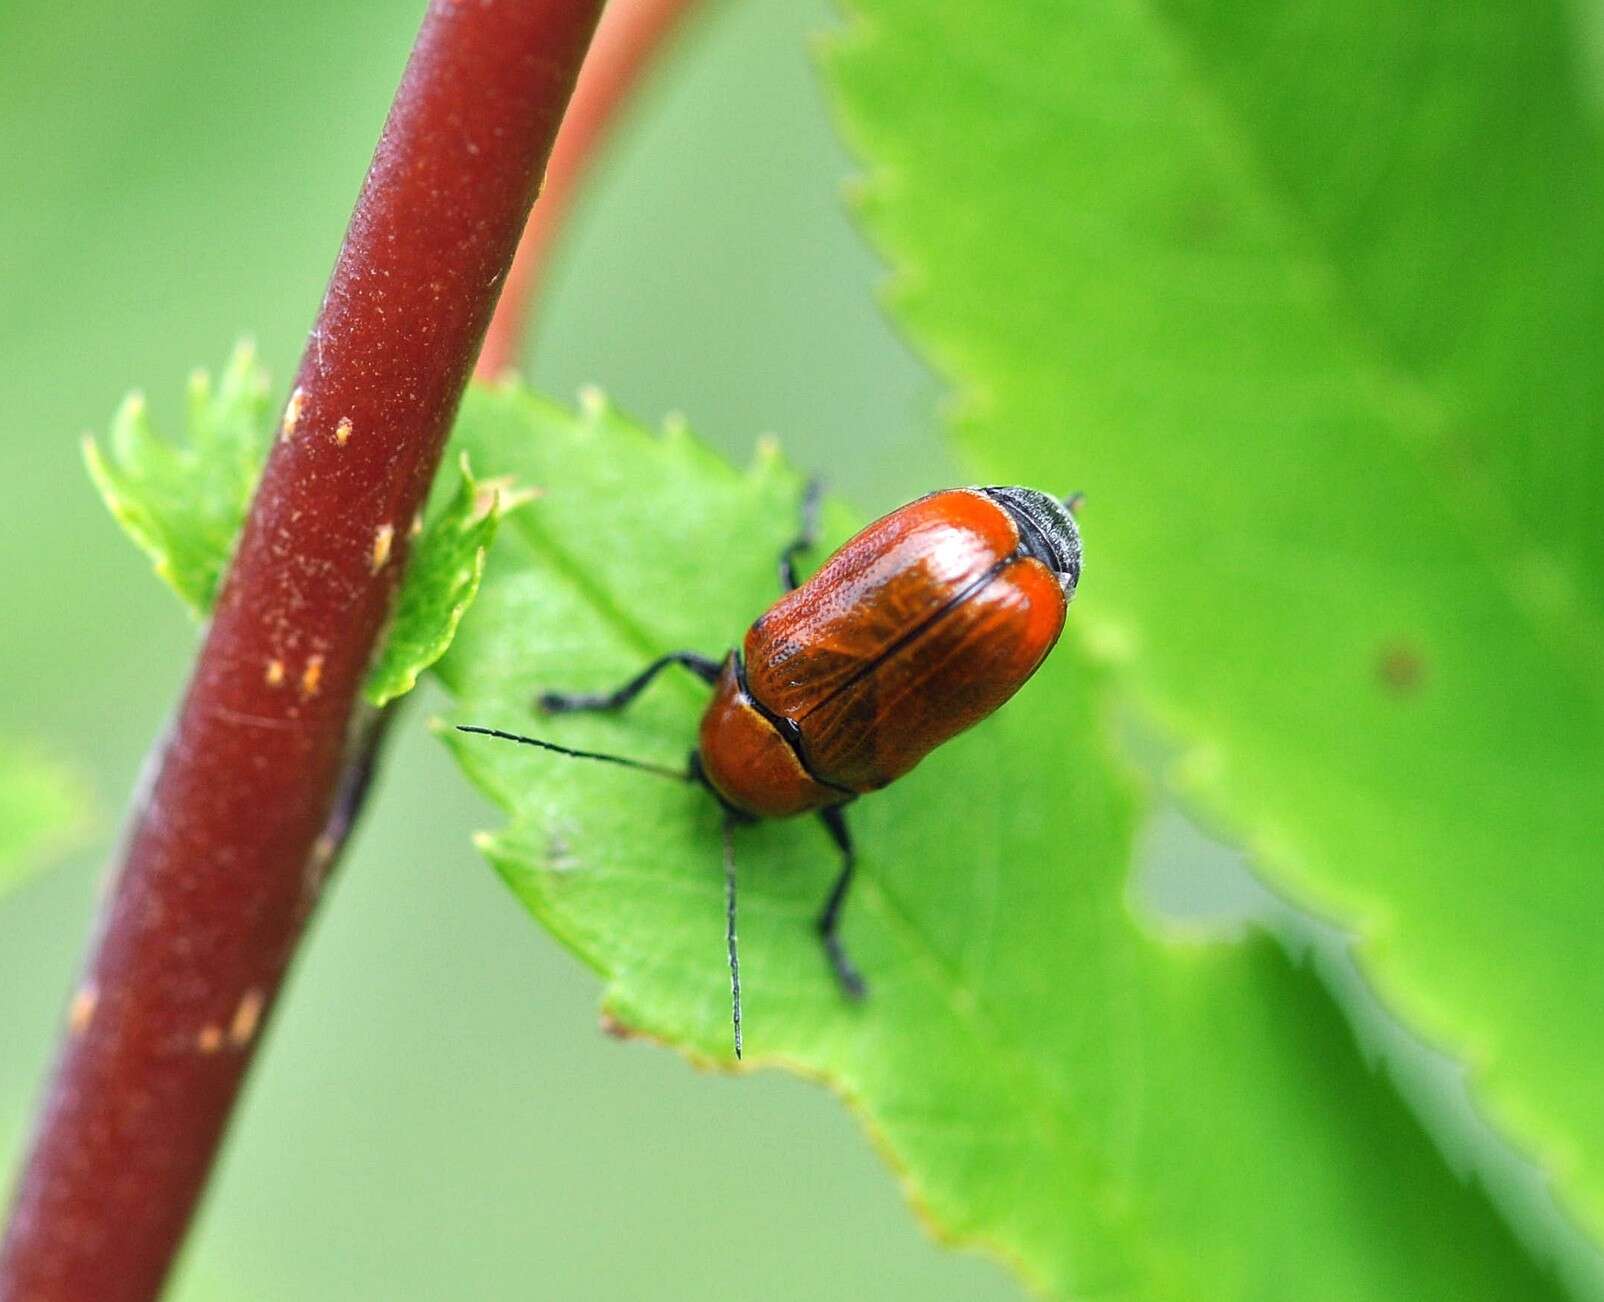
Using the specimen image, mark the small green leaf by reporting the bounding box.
[0,742,89,900]
[84,340,271,614]
[85,348,510,707]
[363,453,528,708]
[436,381,1558,1299]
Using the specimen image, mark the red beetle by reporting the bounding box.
[461,483,1082,1056]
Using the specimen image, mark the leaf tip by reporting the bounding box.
[476,476,539,523]
[109,389,152,450]
[576,383,611,423]
[598,1009,643,1041]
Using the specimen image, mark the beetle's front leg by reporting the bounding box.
[538,650,723,714]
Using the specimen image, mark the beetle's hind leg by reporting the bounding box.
[538,650,722,714]
[779,478,823,591]
[816,803,867,1000]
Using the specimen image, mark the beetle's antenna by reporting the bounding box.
[723,816,743,1061]
[455,725,689,782]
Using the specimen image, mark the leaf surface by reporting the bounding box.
[824,0,1604,1250]
[437,380,1559,1298]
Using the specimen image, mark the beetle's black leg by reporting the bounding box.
[816,803,866,1000]
[779,478,823,591]
[538,650,722,714]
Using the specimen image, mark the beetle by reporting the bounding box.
[459,482,1082,1057]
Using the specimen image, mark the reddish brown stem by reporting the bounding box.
[476,0,702,378]
[0,3,603,1298]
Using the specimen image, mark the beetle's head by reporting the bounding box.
[983,486,1083,597]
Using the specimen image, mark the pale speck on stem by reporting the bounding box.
[371,523,395,573]
[280,386,307,441]
[229,990,264,1047]
[67,986,98,1036]
[303,832,339,903]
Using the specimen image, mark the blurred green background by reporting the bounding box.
[0,0,1043,1296]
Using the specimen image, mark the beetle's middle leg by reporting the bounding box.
[816,803,867,1000]
[779,478,823,591]
[539,650,722,714]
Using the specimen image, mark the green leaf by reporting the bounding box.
[363,453,525,708]
[825,0,1604,1258]
[85,348,514,707]
[0,742,88,900]
[436,380,1558,1298]
[84,340,272,614]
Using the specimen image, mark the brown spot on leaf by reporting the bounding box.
[1376,643,1427,695]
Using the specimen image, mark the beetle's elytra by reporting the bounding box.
[701,487,1078,816]
[460,483,1082,1057]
